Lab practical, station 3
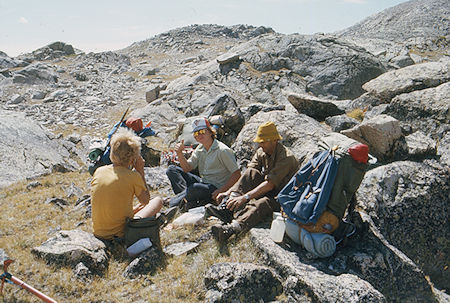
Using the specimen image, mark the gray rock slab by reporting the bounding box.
[357,160,450,292]
[232,110,329,166]
[362,59,450,101]
[386,81,450,140]
[204,262,282,303]
[341,114,407,162]
[0,110,77,188]
[325,114,359,132]
[233,33,386,100]
[12,62,58,84]
[163,241,199,256]
[249,228,386,303]
[287,92,344,121]
[123,246,163,279]
[31,230,108,275]
[216,52,240,65]
[405,131,437,158]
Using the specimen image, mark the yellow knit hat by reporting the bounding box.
[253,121,282,143]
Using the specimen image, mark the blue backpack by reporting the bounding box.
[277,149,339,225]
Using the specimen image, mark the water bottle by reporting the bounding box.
[188,206,205,214]
[126,237,152,257]
[270,212,286,243]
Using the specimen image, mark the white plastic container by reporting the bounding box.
[270,212,286,243]
[188,206,205,214]
[126,237,152,257]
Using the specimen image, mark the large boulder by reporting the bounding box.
[405,131,438,159]
[31,230,108,275]
[204,262,282,303]
[341,114,407,162]
[232,110,329,166]
[29,41,75,61]
[12,62,58,84]
[131,102,185,144]
[233,33,386,100]
[325,114,360,132]
[287,92,345,121]
[384,81,450,140]
[361,59,450,101]
[204,93,245,147]
[123,246,164,278]
[0,53,28,69]
[357,160,450,292]
[250,224,445,302]
[0,110,78,188]
[437,131,450,166]
[250,229,386,302]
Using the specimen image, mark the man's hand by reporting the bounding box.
[226,195,247,211]
[211,189,221,202]
[216,192,229,203]
[133,155,145,174]
[174,140,185,155]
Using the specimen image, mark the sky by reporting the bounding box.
[1,0,409,57]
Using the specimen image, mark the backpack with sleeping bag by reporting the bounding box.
[277,133,369,257]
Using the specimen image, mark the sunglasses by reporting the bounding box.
[193,129,207,137]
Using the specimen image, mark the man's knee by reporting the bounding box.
[166,164,180,178]
[166,164,177,174]
[185,184,199,201]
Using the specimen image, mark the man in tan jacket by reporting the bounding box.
[206,121,300,243]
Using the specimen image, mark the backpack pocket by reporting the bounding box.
[124,214,162,248]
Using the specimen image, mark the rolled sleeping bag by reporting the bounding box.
[285,219,336,257]
[300,228,316,255]
[285,218,301,244]
[308,231,336,258]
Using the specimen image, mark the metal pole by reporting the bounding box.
[9,275,58,303]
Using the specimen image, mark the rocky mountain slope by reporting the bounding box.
[337,0,449,64]
[0,0,449,301]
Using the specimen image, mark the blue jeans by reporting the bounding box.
[166,165,217,209]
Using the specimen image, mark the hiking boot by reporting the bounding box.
[161,206,178,223]
[211,221,242,244]
[205,203,233,223]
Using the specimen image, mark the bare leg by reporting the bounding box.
[134,197,163,218]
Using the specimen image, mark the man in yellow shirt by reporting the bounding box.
[91,128,163,240]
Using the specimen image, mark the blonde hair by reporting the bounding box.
[109,128,141,165]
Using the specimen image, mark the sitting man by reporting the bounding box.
[166,117,241,210]
[91,128,163,241]
[206,121,300,243]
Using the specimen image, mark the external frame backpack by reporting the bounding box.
[277,133,370,253]
[318,133,369,221]
[277,149,340,225]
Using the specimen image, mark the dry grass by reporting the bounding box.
[0,171,263,302]
[346,108,366,122]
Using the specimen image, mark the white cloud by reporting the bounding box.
[18,17,28,24]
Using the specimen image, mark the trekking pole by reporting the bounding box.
[1,259,58,303]
[104,106,130,148]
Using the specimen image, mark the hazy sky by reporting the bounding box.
[1,0,408,57]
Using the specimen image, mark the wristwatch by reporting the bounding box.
[244,193,251,202]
